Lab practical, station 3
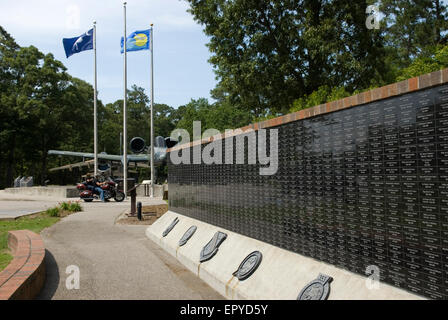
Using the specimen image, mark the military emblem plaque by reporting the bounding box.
[162,217,179,237]
[199,232,227,263]
[233,251,262,281]
[179,226,197,246]
[297,274,333,300]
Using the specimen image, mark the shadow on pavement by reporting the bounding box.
[36,249,59,300]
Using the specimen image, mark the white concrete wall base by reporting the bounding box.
[146,211,425,300]
[4,186,78,198]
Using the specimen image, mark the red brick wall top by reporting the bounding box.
[0,230,46,300]
[168,68,448,152]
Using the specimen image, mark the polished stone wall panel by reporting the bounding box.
[168,84,448,300]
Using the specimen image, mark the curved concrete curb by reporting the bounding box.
[147,211,425,300]
[0,230,46,300]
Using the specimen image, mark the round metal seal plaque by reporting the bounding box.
[297,274,333,300]
[162,217,179,237]
[233,251,262,281]
[178,226,197,247]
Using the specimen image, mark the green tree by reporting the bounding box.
[186,0,390,116]
[380,0,448,68]
[57,76,96,154]
[175,98,253,137]
[290,85,351,113]
[397,44,448,80]
[100,86,180,154]
[16,49,77,184]
[99,100,122,155]
[0,26,98,187]
[0,26,20,187]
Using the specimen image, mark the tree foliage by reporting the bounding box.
[186,0,448,117]
[0,27,95,187]
[186,0,391,116]
[380,0,448,69]
[397,44,448,81]
[290,86,351,113]
[175,98,252,137]
[99,85,180,155]
[2,1,448,187]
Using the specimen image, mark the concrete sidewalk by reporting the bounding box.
[37,199,223,300]
[0,199,61,220]
[0,190,69,220]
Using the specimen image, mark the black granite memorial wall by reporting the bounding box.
[168,84,448,299]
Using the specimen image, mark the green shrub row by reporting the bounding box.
[45,201,83,217]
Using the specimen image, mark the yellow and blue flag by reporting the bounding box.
[121,29,150,53]
[63,29,94,58]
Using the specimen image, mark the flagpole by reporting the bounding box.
[123,2,128,198]
[150,24,155,198]
[93,21,98,177]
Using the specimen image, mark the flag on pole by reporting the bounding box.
[120,29,150,53]
[63,29,94,58]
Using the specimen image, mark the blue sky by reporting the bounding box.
[0,0,217,108]
[2,1,448,109]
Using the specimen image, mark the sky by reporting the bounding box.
[2,1,448,109]
[0,0,217,108]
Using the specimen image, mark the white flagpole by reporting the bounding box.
[93,21,98,177]
[150,24,155,198]
[123,2,128,198]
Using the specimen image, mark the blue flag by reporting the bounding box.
[63,29,94,58]
[121,29,150,53]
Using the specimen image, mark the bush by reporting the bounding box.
[58,201,83,213]
[46,202,82,218]
[60,202,70,211]
[59,201,82,212]
[397,45,448,81]
[289,85,351,113]
[46,207,60,217]
[68,202,82,212]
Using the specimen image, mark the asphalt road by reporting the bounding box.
[37,201,223,300]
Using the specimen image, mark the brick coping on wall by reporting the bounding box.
[0,230,46,300]
[168,68,448,152]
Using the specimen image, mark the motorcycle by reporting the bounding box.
[76,180,125,202]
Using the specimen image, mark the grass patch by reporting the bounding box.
[68,201,82,212]
[46,207,60,217]
[0,252,12,272]
[0,212,60,272]
[46,201,83,218]
[0,201,83,272]
[58,201,83,215]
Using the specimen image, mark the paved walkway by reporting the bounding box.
[0,199,61,220]
[37,199,223,300]
[0,191,64,220]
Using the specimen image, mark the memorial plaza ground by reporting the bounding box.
[0,191,222,300]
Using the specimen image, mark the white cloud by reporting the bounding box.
[0,0,198,35]
[0,0,217,107]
